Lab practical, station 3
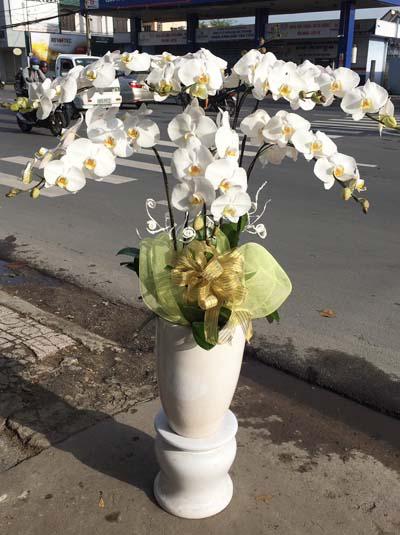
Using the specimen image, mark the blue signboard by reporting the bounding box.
[84,0,235,9]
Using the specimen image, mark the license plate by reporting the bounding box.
[97,98,112,105]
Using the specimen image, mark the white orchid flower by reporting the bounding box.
[259,145,298,166]
[115,50,151,75]
[314,153,359,190]
[81,53,117,88]
[171,178,215,215]
[122,107,160,150]
[51,74,78,105]
[28,79,56,120]
[263,110,311,147]
[194,48,227,71]
[205,158,247,193]
[240,109,271,146]
[63,138,116,180]
[85,105,118,128]
[215,111,240,160]
[233,49,263,85]
[291,130,337,161]
[341,79,388,121]
[211,186,252,223]
[178,57,223,99]
[43,158,86,193]
[318,67,360,106]
[88,114,132,158]
[290,65,320,111]
[146,62,181,101]
[252,52,278,100]
[171,142,214,181]
[167,99,217,148]
[151,51,177,69]
[268,61,303,104]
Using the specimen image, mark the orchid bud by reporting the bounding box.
[342,187,352,201]
[31,187,41,199]
[361,199,370,214]
[381,115,397,129]
[193,216,204,231]
[6,188,20,198]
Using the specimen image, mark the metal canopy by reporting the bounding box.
[89,0,400,22]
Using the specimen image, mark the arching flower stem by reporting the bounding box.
[152,147,177,250]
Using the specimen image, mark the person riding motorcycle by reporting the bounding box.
[39,60,49,77]
[23,57,46,84]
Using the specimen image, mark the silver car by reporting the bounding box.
[118,72,154,106]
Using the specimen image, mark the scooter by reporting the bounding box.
[16,106,67,137]
[205,89,237,116]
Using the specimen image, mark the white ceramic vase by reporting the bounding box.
[155,317,245,439]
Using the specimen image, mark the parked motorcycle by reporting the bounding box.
[16,106,67,136]
[206,89,237,116]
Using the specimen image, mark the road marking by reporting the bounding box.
[0,157,138,185]
[0,171,68,197]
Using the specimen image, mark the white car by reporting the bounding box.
[55,54,121,110]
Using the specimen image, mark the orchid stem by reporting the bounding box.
[202,203,208,244]
[152,147,177,251]
[232,87,252,130]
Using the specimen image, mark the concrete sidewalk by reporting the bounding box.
[1,339,400,533]
[0,269,399,534]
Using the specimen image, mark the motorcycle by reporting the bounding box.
[204,89,237,116]
[16,106,68,137]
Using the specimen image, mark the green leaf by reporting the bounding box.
[245,271,256,281]
[120,258,140,276]
[238,213,249,233]
[220,214,249,249]
[116,247,140,258]
[204,251,214,262]
[220,221,240,248]
[180,305,204,324]
[192,322,216,351]
[266,310,280,324]
[219,307,231,327]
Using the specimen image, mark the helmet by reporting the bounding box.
[39,60,48,68]
[30,57,40,66]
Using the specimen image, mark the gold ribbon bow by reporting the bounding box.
[171,241,252,345]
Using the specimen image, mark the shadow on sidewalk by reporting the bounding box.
[1,356,158,502]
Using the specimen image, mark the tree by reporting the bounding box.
[199,19,233,28]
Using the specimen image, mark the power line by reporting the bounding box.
[0,7,79,30]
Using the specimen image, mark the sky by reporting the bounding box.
[231,7,391,25]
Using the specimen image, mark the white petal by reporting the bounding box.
[136,120,160,148]
[44,159,64,185]
[92,147,116,177]
[172,181,191,211]
[66,167,86,192]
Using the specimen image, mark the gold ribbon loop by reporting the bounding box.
[171,241,250,344]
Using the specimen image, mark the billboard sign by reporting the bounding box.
[31,32,87,67]
[11,0,60,33]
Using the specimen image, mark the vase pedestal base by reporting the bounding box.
[153,409,238,519]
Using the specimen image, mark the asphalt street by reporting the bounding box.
[0,92,399,412]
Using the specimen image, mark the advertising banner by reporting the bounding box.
[139,30,186,46]
[267,21,340,41]
[31,32,87,66]
[11,0,60,33]
[197,24,254,43]
[86,0,234,9]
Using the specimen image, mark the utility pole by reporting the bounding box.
[84,0,92,55]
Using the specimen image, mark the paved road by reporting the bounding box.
[0,94,399,413]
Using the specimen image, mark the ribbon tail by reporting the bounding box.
[204,306,221,346]
[219,309,253,344]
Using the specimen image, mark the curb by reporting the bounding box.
[0,290,123,354]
